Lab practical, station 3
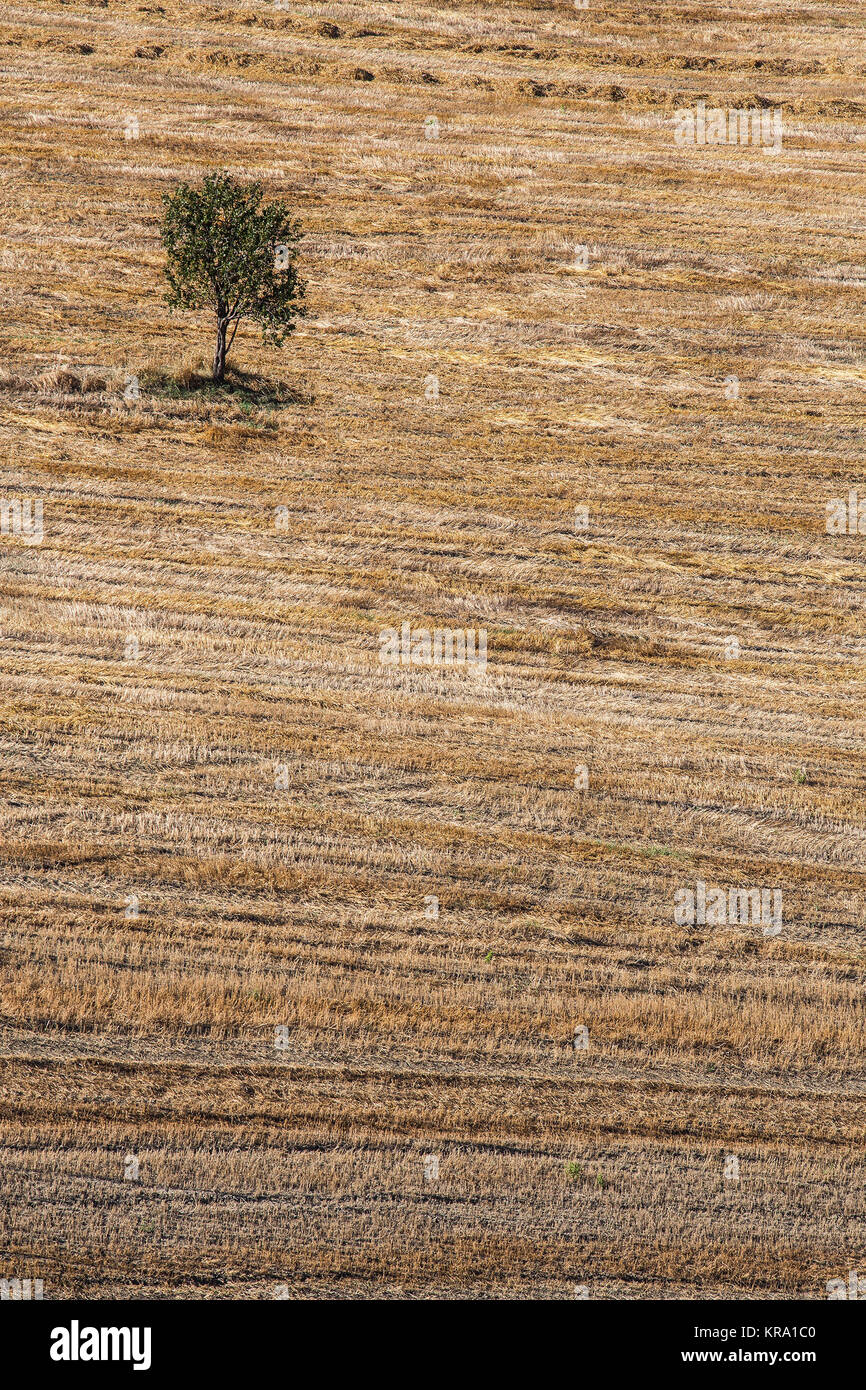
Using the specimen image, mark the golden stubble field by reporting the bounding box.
[0,0,864,1299]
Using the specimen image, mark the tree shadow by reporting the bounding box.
[141,364,312,407]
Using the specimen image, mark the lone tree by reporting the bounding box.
[160,171,306,383]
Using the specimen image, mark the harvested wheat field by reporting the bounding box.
[0,0,864,1303]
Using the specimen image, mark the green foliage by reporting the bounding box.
[159,171,306,379]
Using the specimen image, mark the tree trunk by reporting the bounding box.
[213,319,228,383]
